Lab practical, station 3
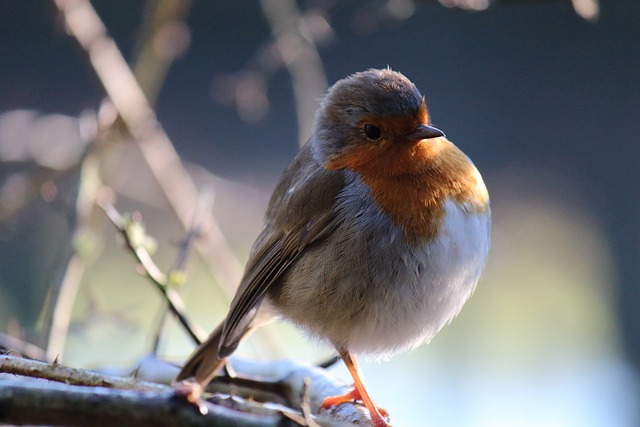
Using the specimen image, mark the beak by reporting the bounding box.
[407,124,445,141]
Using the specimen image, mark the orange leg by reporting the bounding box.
[321,350,391,427]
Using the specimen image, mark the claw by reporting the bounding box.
[173,379,209,415]
[322,387,389,421]
[321,350,392,426]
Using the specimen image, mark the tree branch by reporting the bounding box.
[0,354,163,391]
[0,354,376,426]
[0,379,277,427]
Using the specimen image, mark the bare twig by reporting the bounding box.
[301,377,322,427]
[0,354,164,391]
[52,0,291,363]
[98,199,206,345]
[0,333,48,361]
[230,357,375,426]
[170,189,214,275]
[152,190,215,354]
[43,112,101,361]
[259,0,327,146]
[132,0,193,105]
[52,0,244,302]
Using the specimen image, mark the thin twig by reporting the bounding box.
[151,190,214,354]
[171,189,214,274]
[44,122,101,361]
[0,354,164,391]
[0,333,48,361]
[301,377,322,427]
[52,0,244,302]
[132,0,193,105]
[259,0,328,146]
[98,198,206,345]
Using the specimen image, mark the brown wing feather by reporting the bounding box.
[216,142,345,358]
[177,142,345,383]
[218,210,336,357]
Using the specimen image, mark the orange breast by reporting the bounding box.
[326,138,489,243]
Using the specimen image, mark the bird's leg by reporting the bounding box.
[321,350,391,427]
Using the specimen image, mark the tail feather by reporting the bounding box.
[177,305,276,386]
[176,323,226,385]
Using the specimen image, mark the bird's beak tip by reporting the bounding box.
[409,124,445,141]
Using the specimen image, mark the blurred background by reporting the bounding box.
[1,1,639,426]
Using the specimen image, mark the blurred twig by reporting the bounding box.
[151,190,215,354]
[300,377,322,427]
[44,147,101,361]
[0,333,48,361]
[0,110,93,227]
[259,0,328,146]
[214,0,597,138]
[210,2,330,143]
[570,0,599,21]
[0,110,101,357]
[52,0,244,303]
[132,0,192,104]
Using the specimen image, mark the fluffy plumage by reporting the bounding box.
[177,68,491,427]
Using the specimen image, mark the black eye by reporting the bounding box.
[363,124,382,141]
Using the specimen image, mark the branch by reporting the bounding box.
[52,0,244,301]
[131,0,193,105]
[98,198,206,346]
[0,334,48,361]
[44,148,102,361]
[0,354,376,426]
[152,190,214,354]
[259,0,328,146]
[0,379,277,427]
[0,354,163,391]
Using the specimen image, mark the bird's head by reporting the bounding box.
[311,68,445,174]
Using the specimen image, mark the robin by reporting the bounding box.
[177,68,491,427]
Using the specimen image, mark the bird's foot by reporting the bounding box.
[173,379,208,415]
[321,388,390,426]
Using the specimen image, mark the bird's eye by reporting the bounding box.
[363,124,382,141]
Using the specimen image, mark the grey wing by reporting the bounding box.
[218,142,344,357]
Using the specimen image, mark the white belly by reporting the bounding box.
[274,197,490,359]
[347,198,491,358]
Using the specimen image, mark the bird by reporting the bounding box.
[176,68,491,427]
